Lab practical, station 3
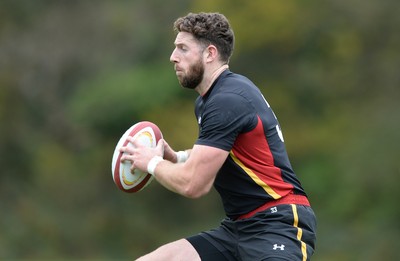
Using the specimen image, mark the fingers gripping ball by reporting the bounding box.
[111,121,163,193]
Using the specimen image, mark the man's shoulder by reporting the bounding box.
[217,71,254,91]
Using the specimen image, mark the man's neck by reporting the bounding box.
[196,64,229,96]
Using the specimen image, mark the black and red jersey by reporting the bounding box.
[195,70,307,219]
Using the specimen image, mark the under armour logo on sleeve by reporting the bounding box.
[273,244,285,251]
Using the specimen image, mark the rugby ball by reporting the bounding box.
[111,121,163,193]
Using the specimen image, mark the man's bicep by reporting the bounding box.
[185,145,229,193]
[190,144,229,170]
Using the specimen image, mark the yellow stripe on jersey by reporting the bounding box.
[230,151,281,199]
[291,204,308,261]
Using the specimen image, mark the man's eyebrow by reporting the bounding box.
[174,42,187,47]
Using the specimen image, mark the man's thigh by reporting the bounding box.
[135,238,200,261]
[238,204,317,260]
[187,233,237,261]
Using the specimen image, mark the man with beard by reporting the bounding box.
[120,12,317,261]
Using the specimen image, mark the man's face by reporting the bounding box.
[170,32,205,89]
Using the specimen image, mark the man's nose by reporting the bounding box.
[170,48,178,63]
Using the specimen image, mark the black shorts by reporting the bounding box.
[187,204,317,261]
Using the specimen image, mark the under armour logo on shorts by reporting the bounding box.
[270,207,278,213]
[273,244,285,251]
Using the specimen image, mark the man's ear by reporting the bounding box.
[205,44,218,63]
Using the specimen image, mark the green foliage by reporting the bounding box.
[67,64,180,137]
[1,0,399,260]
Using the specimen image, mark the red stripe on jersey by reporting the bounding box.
[231,116,294,198]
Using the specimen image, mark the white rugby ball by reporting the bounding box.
[111,121,163,193]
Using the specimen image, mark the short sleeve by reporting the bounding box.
[196,92,257,151]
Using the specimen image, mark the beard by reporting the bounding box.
[178,58,204,89]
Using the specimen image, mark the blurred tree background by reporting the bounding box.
[1,0,399,260]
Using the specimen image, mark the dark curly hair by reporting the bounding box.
[173,12,234,63]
